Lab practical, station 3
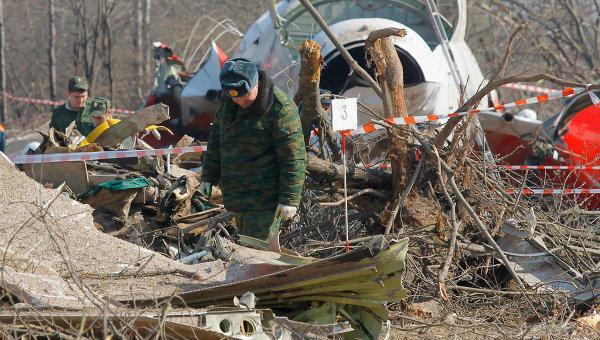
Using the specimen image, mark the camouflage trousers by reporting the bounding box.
[233,210,280,241]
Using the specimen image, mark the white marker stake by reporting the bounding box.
[166,145,172,175]
[331,98,358,253]
[342,132,349,252]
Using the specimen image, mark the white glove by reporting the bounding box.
[275,204,297,220]
[199,182,213,198]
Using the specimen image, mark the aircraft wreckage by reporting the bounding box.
[4,0,600,338]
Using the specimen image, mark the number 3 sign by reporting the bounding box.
[331,98,358,131]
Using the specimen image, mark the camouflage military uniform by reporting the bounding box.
[75,108,96,136]
[49,103,84,133]
[201,71,306,240]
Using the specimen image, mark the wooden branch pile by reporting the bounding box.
[287,6,600,329]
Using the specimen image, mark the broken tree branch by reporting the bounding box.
[434,146,460,301]
[297,0,383,98]
[365,27,411,233]
[393,125,525,289]
[433,23,527,148]
[433,22,600,149]
[366,28,407,46]
[306,154,392,189]
[293,39,340,158]
[319,189,388,207]
[294,40,324,144]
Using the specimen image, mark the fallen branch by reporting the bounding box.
[306,154,392,189]
[434,146,460,301]
[319,189,388,206]
[447,285,555,296]
[397,125,526,289]
[365,27,411,233]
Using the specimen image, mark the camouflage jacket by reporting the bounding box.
[75,104,96,136]
[49,102,82,133]
[201,71,306,212]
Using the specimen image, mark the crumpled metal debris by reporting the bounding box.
[234,291,258,309]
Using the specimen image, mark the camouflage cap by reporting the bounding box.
[68,77,88,92]
[219,58,258,98]
[85,97,111,117]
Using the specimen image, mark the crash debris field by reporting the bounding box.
[2,0,600,339]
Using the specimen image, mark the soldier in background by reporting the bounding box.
[80,97,112,136]
[200,58,306,251]
[49,77,89,133]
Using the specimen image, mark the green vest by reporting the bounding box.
[49,103,81,133]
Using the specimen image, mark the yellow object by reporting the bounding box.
[78,118,173,147]
[229,89,238,97]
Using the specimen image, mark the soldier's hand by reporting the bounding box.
[199,182,213,198]
[275,204,297,220]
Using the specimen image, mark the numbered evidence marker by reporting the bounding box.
[331,98,358,132]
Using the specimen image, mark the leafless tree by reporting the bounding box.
[0,0,6,123]
[470,0,600,83]
[133,0,144,100]
[0,0,267,127]
[47,0,56,100]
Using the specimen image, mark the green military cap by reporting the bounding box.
[68,76,89,92]
[219,58,259,98]
[85,97,111,117]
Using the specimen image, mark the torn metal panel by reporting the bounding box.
[0,307,350,339]
[23,161,89,194]
[273,316,353,338]
[94,103,170,148]
[131,236,408,339]
[0,310,232,339]
[497,223,584,293]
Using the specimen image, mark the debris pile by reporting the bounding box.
[0,109,408,338]
[2,2,600,338]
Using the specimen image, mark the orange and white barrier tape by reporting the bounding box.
[500,83,555,94]
[507,188,600,195]
[9,146,206,165]
[2,92,135,114]
[349,87,582,136]
[503,165,600,171]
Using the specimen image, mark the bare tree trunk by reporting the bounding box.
[142,0,152,88]
[133,0,144,100]
[294,40,322,144]
[0,0,6,123]
[294,40,340,159]
[47,0,56,100]
[366,29,410,233]
[100,0,114,100]
[70,1,96,91]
